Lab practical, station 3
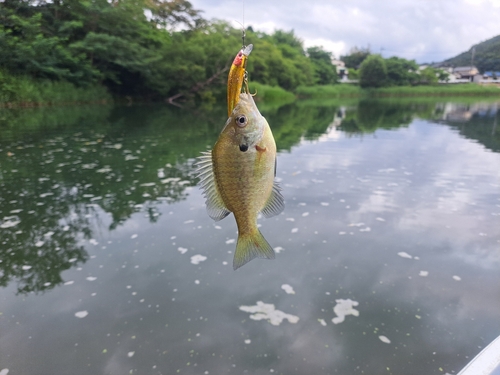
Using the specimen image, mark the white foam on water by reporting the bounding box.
[0,218,21,228]
[127,351,135,357]
[86,277,97,281]
[75,311,88,318]
[225,239,235,244]
[332,299,360,324]
[0,368,9,375]
[281,284,295,294]
[349,223,365,227]
[398,252,413,259]
[274,247,284,253]
[64,281,74,285]
[379,335,391,344]
[453,275,462,281]
[419,271,429,277]
[239,301,299,326]
[291,228,298,233]
[190,255,207,265]
[22,265,32,270]
[244,339,251,344]
[178,247,188,254]
[131,234,138,239]
[318,319,327,326]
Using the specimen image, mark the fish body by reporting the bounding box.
[198,93,284,270]
[227,44,253,117]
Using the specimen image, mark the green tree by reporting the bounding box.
[341,46,371,69]
[0,2,97,83]
[385,56,419,86]
[359,54,387,88]
[418,67,439,85]
[307,46,338,85]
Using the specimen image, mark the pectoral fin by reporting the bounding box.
[261,182,285,218]
[196,151,230,221]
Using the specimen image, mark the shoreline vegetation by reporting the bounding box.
[0,73,112,108]
[1,1,499,109]
[2,79,499,109]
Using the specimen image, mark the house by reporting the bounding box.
[483,71,500,80]
[453,66,480,81]
[331,59,349,80]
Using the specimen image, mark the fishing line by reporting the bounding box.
[242,0,246,47]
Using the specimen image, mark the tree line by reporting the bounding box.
[341,47,449,88]
[0,0,338,103]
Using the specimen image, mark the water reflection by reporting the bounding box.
[0,99,499,374]
[0,100,499,294]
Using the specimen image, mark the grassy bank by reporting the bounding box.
[0,71,112,107]
[369,84,500,97]
[296,84,361,99]
[296,83,500,99]
[248,82,296,104]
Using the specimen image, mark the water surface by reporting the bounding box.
[0,99,499,375]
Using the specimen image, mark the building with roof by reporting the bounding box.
[453,66,480,81]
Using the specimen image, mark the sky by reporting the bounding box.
[189,0,500,63]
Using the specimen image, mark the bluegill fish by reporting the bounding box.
[197,93,284,270]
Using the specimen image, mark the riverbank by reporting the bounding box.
[296,83,500,99]
[3,74,499,109]
[0,73,112,108]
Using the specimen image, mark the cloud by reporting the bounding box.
[191,0,500,62]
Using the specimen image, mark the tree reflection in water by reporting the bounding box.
[1,99,498,294]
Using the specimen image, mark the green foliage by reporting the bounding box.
[244,28,315,91]
[371,84,500,97]
[359,55,387,88]
[385,57,419,86]
[248,82,296,104]
[307,47,338,85]
[295,84,360,99]
[418,67,439,85]
[0,69,111,106]
[341,46,371,69]
[442,34,500,72]
[0,1,331,104]
[348,68,359,79]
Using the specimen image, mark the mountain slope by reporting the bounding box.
[441,34,500,73]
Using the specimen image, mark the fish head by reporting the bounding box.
[226,93,265,152]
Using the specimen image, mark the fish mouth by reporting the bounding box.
[227,44,253,117]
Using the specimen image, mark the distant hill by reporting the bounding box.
[440,34,500,73]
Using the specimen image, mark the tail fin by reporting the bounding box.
[233,230,275,270]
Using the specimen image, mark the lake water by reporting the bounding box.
[0,99,499,375]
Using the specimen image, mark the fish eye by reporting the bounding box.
[235,115,247,127]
